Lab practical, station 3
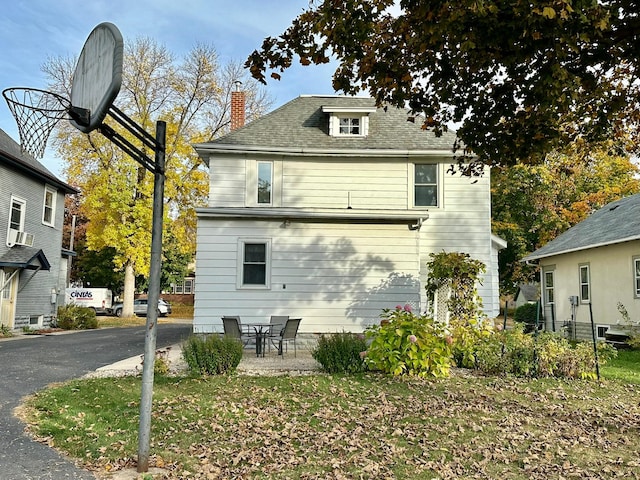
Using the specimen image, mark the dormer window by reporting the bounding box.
[323,104,376,137]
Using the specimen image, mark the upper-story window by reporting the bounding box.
[257,161,272,204]
[7,196,26,247]
[9,196,25,231]
[414,164,438,207]
[43,186,56,227]
[322,105,376,137]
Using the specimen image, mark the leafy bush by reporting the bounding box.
[473,324,617,379]
[182,334,243,375]
[364,305,452,378]
[514,302,542,332]
[449,317,495,368]
[56,304,98,330]
[0,323,13,337]
[312,332,368,373]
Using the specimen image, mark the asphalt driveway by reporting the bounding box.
[0,322,192,479]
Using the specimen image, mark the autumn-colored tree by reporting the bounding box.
[45,39,272,316]
[492,142,640,293]
[246,0,639,168]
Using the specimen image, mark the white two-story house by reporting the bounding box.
[192,94,505,333]
[0,128,77,330]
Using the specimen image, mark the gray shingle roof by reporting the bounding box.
[0,246,50,270]
[197,95,460,153]
[0,128,76,193]
[523,193,640,261]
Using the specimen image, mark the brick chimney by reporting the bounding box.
[230,82,245,131]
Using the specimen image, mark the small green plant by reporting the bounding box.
[312,332,368,373]
[56,304,98,330]
[514,302,542,333]
[182,334,243,375]
[153,348,171,375]
[0,323,13,337]
[364,305,452,378]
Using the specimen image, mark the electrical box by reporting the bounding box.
[569,295,579,306]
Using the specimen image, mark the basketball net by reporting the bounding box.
[2,87,72,159]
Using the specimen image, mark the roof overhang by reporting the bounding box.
[522,235,640,262]
[196,207,428,229]
[321,105,377,114]
[0,246,51,270]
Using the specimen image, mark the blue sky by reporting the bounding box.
[0,0,338,176]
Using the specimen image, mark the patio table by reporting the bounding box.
[244,322,283,357]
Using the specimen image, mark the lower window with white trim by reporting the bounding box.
[237,239,271,289]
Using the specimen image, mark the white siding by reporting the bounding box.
[194,220,422,333]
[540,241,640,337]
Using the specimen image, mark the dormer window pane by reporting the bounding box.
[339,117,360,135]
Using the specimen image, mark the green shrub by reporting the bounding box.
[182,334,243,375]
[514,302,542,332]
[449,317,495,368]
[312,332,368,373]
[56,304,98,330]
[364,305,452,378]
[473,325,617,379]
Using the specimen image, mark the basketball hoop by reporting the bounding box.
[2,87,72,159]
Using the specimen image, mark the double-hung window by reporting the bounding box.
[634,257,640,298]
[257,161,272,205]
[43,186,56,226]
[9,196,25,232]
[579,264,590,303]
[414,164,438,207]
[238,239,271,289]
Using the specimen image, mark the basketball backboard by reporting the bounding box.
[70,22,123,133]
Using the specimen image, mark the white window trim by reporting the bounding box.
[246,160,281,207]
[634,256,640,298]
[328,114,370,137]
[543,269,555,305]
[7,195,26,247]
[596,324,609,341]
[409,163,441,209]
[42,185,57,227]
[579,263,591,304]
[236,238,271,289]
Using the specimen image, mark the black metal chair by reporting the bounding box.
[222,316,250,346]
[267,315,288,353]
[271,318,301,357]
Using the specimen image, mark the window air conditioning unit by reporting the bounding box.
[8,229,35,247]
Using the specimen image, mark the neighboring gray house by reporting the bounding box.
[193,94,506,334]
[523,193,640,340]
[0,128,77,330]
[513,283,539,309]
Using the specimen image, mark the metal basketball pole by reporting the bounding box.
[137,120,166,473]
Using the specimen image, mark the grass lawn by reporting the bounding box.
[19,351,640,480]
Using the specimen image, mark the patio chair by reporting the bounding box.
[271,318,301,357]
[267,315,289,353]
[222,316,250,346]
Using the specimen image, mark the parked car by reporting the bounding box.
[111,298,172,317]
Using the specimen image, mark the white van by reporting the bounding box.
[64,288,113,315]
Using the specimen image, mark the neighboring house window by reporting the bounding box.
[544,270,554,305]
[257,162,272,204]
[634,257,640,298]
[596,325,609,340]
[7,196,26,246]
[238,239,271,288]
[9,196,26,231]
[579,264,590,303]
[414,164,438,207]
[172,279,194,294]
[43,186,56,226]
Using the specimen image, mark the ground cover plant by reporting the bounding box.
[20,371,640,479]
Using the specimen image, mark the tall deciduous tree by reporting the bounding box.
[44,39,272,316]
[246,0,639,168]
[492,142,640,293]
